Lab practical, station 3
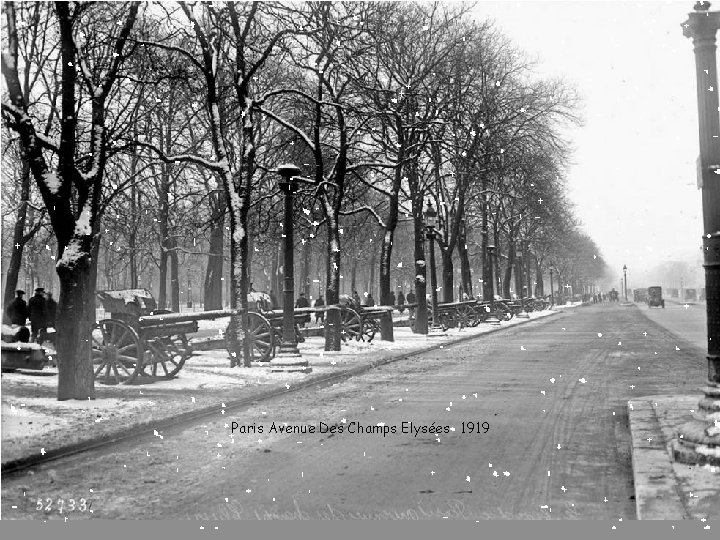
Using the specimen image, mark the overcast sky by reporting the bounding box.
[472,0,709,286]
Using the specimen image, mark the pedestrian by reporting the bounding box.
[366,293,375,307]
[352,290,361,306]
[28,287,47,343]
[45,292,58,329]
[397,290,406,313]
[407,289,416,320]
[295,292,310,327]
[269,290,278,310]
[5,289,28,326]
[389,290,396,308]
[314,295,325,323]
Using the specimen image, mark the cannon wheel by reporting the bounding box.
[225,312,274,363]
[361,317,379,342]
[92,319,144,385]
[341,308,363,342]
[142,333,191,379]
[456,304,474,329]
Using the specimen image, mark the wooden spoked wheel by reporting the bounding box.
[143,333,191,379]
[92,319,144,385]
[361,318,379,342]
[455,304,474,329]
[225,312,274,363]
[341,308,363,342]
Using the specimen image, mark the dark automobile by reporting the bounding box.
[633,288,648,303]
[647,286,665,308]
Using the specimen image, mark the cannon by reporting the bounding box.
[92,289,275,385]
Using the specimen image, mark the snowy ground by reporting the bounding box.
[1,307,566,465]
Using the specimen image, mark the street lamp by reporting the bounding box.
[270,163,311,373]
[549,267,555,308]
[623,264,628,302]
[425,201,440,331]
[673,1,720,466]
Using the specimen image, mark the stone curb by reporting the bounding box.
[628,398,689,520]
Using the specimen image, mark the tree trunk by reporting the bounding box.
[350,259,357,295]
[158,246,168,310]
[203,214,224,310]
[324,223,342,351]
[441,248,454,303]
[458,226,472,298]
[535,258,544,296]
[413,211,428,334]
[504,241,514,299]
[55,230,97,401]
[494,225,501,298]
[302,237,310,297]
[170,241,180,312]
[526,250,533,298]
[369,247,376,299]
[3,158,31,320]
[481,184,492,301]
[271,245,281,308]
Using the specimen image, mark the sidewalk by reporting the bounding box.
[628,395,719,521]
[1,306,569,470]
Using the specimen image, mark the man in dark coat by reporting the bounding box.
[314,295,325,323]
[389,291,396,308]
[406,289,416,320]
[397,290,406,313]
[28,287,47,342]
[366,293,375,307]
[45,292,58,329]
[295,292,310,327]
[5,289,28,326]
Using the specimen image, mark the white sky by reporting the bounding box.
[473,0,710,285]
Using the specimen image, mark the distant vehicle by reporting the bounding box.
[633,288,648,303]
[647,286,665,308]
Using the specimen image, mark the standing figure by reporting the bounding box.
[352,290,361,306]
[406,289,417,320]
[28,287,47,343]
[397,290,406,313]
[389,290,396,309]
[295,292,310,327]
[366,293,375,307]
[5,289,28,326]
[314,295,325,324]
[45,292,58,329]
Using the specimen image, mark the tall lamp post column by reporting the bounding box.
[271,164,311,373]
[674,2,720,465]
[623,264,628,302]
[549,267,555,308]
[425,202,440,331]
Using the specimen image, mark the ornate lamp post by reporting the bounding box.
[549,267,555,308]
[623,264,628,302]
[271,164,311,373]
[425,201,440,331]
[673,1,720,465]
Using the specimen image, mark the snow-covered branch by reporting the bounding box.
[132,140,226,172]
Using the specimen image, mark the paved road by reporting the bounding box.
[635,299,707,352]
[2,303,708,520]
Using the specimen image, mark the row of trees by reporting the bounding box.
[1,1,608,400]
